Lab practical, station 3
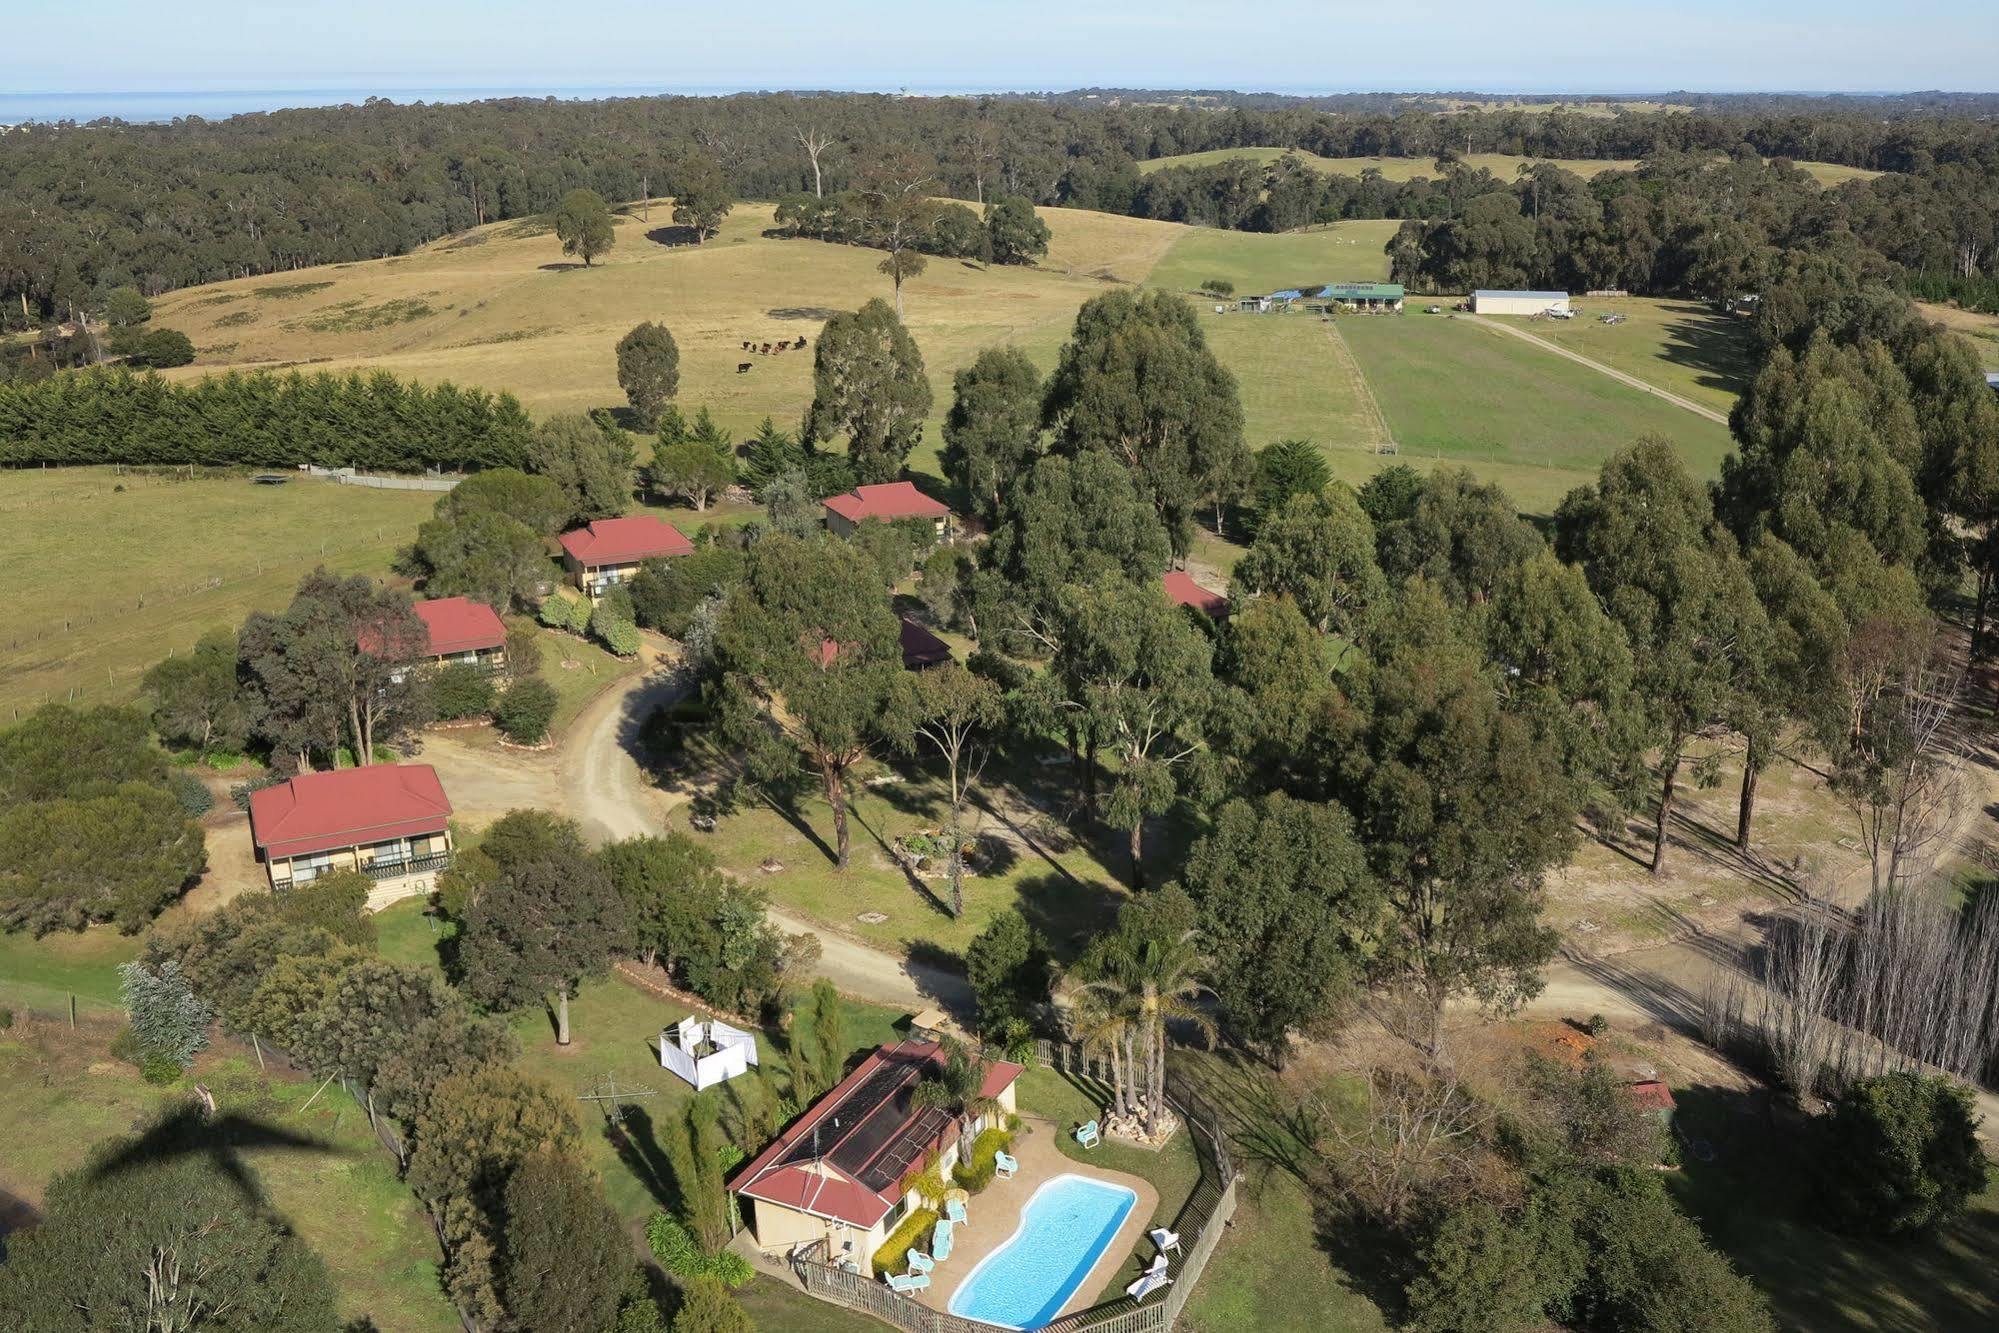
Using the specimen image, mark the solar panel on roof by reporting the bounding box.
[862,1107,954,1192]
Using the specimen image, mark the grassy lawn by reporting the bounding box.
[736,1277,884,1331]
[0,1015,458,1331]
[1518,296,1757,415]
[497,617,644,740]
[374,899,909,1227]
[1339,313,1735,513]
[0,924,142,1020]
[0,466,435,717]
[1135,148,1879,189]
[1667,1084,1999,1332]
[1144,220,1400,297]
[691,752,1144,961]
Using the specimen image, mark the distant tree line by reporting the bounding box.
[0,366,535,470]
[6,91,1998,322]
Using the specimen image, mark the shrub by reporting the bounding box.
[0,1006,14,1029]
[1585,1013,1608,1037]
[118,959,213,1071]
[230,770,286,811]
[644,1214,752,1289]
[591,602,641,657]
[137,328,196,368]
[166,768,213,818]
[495,677,558,744]
[1199,278,1235,298]
[952,1128,1012,1194]
[432,662,496,720]
[537,592,579,629]
[565,593,594,635]
[1820,1071,1989,1235]
[870,1205,939,1277]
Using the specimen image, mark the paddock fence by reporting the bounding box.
[788,1041,1240,1333]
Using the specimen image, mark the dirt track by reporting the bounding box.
[426,650,973,1017]
[1463,314,1731,425]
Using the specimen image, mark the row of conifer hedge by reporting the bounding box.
[0,366,534,472]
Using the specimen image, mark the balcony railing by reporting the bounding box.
[362,852,452,881]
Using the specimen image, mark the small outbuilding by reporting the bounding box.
[1472,289,1571,316]
[1316,282,1405,312]
[1163,571,1229,619]
[823,482,952,540]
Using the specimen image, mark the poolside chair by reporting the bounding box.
[993,1150,1020,1180]
[1142,1253,1170,1279]
[906,1250,935,1275]
[945,1198,970,1227]
[932,1218,955,1261]
[1150,1228,1181,1255]
[1126,1271,1173,1302]
[887,1272,931,1295]
[1075,1119,1101,1149]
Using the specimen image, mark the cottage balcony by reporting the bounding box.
[362,851,452,881]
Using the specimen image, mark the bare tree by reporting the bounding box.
[1830,624,1966,894]
[1326,1069,1494,1223]
[963,117,1002,205]
[795,126,833,198]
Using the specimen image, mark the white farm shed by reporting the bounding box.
[1472,289,1571,316]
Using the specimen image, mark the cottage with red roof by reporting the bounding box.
[412,597,508,669]
[731,1039,1022,1273]
[1163,570,1229,619]
[248,764,455,909]
[822,482,952,541]
[557,515,694,599]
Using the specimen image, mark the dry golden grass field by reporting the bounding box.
[1134,146,1882,188]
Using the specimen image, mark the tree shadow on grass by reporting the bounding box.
[606,1105,685,1217]
[644,225,702,249]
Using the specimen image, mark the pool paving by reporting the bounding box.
[919,1118,1159,1326]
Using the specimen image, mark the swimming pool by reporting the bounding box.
[946,1172,1137,1330]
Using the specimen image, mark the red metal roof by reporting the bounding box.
[731,1039,1023,1230]
[248,764,453,860]
[1163,571,1228,618]
[557,515,694,566]
[823,482,950,524]
[413,597,506,656]
[898,618,952,669]
[1627,1080,1677,1112]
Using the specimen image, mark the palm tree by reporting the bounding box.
[1079,926,1215,1138]
[911,1038,1002,1171]
[1067,981,1137,1121]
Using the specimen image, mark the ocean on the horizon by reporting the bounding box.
[0,85,766,124]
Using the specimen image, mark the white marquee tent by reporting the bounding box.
[659,1018,759,1090]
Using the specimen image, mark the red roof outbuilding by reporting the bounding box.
[731,1039,1023,1230]
[1163,570,1229,618]
[1627,1080,1677,1114]
[823,482,950,525]
[248,764,454,861]
[413,596,507,657]
[557,515,694,566]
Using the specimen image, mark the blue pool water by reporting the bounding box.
[947,1173,1137,1329]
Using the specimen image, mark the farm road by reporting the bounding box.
[1464,314,1730,425]
[426,651,972,1018]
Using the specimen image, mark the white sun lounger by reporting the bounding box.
[1126,1271,1173,1301]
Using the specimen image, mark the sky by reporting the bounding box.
[11,0,1999,95]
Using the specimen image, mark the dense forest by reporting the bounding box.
[4,91,1999,322]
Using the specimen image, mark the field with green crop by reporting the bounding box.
[1338,313,1735,512]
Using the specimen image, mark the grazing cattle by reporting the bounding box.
[737,361,753,374]
[796,336,808,349]
[763,342,775,354]
[741,340,752,350]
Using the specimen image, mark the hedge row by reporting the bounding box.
[0,366,533,472]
